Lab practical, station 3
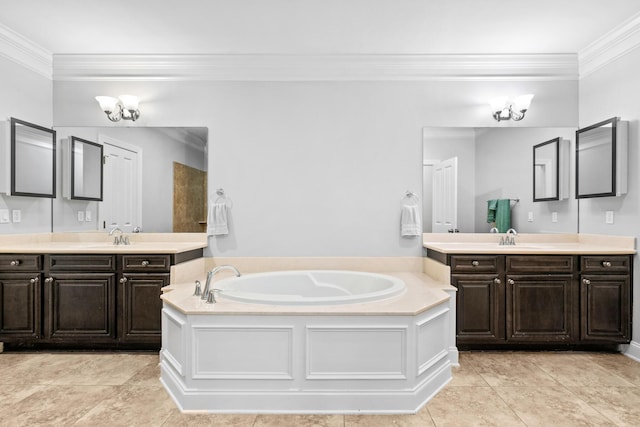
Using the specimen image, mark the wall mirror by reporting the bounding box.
[533,137,559,202]
[70,136,103,201]
[11,117,56,198]
[575,117,627,199]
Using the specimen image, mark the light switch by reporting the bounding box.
[527,212,534,222]
[77,210,85,222]
[12,210,21,223]
[605,211,614,224]
[551,212,558,223]
[0,209,9,224]
[85,210,92,222]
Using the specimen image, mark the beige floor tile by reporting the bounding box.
[253,414,343,427]
[345,410,435,427]
[162,409,257,426]
[50,353,158,386]
[426,386,525,426]
[74,384,176,426]
[0,353,93,385]
[1,385,117,426]
[464,351,559,387]
[494,386,617,427]
[125,359,162,387]
[567,386,640,426]
[525,353,636,387]
[587,353,640,387]
[448,353,489,387]
[0,384,46,413]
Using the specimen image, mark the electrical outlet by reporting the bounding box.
[85,210,92,222]
[605,211,614,224]
[77,210,85,222]
[0,209,9,224]
[551,212,558,223]
[527,212,534,222]
[12,210,21,223]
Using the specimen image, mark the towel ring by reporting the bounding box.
[401,190,420,206]
[213,188,233,208]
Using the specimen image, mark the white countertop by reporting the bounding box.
[423,233,636,255]
[0,232,208,254]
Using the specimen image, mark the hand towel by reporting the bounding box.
[207,200,229,236]
[487,199,511,233]
[401,204,421,237]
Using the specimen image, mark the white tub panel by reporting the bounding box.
[192,326,293,380]
[416,306,449,376]
[162,307,186,376]
[306,326,407,379]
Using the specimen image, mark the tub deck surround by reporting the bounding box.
[0,232,208,254]
[423,232,636,255]
[159,257,456,414]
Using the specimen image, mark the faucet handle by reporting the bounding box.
[193,280,202,296]
[206,290,217,304]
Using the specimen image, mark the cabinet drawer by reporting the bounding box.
[581,256,630,274]
[0,254,41,271]
[121,255,171,272]
[47,255,115,271]
[506,255,575,273]
[450,255,501,274]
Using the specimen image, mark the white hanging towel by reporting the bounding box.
[207,199,229,236]
[401,204,421,237]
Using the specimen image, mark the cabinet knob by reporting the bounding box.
[602,261,612,268]
[583,278,591,285]
[494,278,501,285]
[507,279,515,285]
[141,260,150,267]
[120,277,128,284]
[10,259,21,266]
[30,277,38,284]
[471,260,479,267]
[44,277,53,284]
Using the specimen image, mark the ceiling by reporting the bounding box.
[1,1,640,56]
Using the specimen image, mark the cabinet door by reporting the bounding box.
[581,274,630,343]
[44,273,116,341]
[0,273,41,339]
[506,274,576,343]
[452,274,505,344]
[120,273,169,343]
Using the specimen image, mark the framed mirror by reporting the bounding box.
[70,136,103,201]
[575,117,627,199]
[11,117,56,198]
[533,137,559,202]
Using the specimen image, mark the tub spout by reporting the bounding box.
[201,265,241,300]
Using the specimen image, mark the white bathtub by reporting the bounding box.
[214,270,406,305]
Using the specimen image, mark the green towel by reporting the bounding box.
[487,199,511,233]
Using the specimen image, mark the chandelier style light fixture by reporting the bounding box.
[95,95,141,122]
[489,94,534,122]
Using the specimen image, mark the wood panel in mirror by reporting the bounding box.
[10,117,56,198]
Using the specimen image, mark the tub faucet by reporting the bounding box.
[201,265,241,301]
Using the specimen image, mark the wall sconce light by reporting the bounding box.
[489,94,534,122]
[95,95,140,122]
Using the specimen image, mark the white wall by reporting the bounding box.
[51,79,577,256]
[0,56,53,234]
[474,127,578,233]
[578,47,640,348]
[53,127,206,233]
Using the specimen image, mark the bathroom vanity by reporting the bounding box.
[424,233,635,349]
[0,233,206,350]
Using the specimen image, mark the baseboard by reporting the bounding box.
[623,340,640,362]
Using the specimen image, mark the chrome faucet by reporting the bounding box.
[201,265,241,302]
[109,226,130,245]
[500,228,517,246]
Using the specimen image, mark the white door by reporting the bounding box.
[432,157,458,233]
[99,138,141,232]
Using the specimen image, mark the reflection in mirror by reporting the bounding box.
[11,118,56,198]
[576,117,627,199]
[533,138,559,202]
[53,127,207,233]
[70,136,103,201]
[423,127,578,234]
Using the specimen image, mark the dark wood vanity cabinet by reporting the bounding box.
[119,255,170,344]
[446,253,631,348]
[0,255,42,339]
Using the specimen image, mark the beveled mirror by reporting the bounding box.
[533,137,559,202]
[70,136,103,201]
[11,117,56,198]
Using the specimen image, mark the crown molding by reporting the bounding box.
[579,12,640,78]
[0,23,52,79]
[53,53,577,82]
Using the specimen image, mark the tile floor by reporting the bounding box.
[0,350,639,426]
